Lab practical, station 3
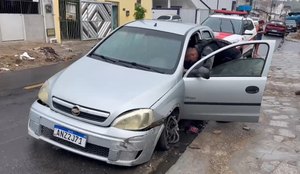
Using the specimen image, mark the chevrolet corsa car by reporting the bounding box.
[28,20,275,166]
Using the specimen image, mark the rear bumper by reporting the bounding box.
[28,101,164,166]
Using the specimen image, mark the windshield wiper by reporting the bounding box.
[118,60,164,73]
[89,53,117,64]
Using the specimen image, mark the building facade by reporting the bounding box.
[0,0,152,43]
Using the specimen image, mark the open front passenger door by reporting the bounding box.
[182,40,276,122]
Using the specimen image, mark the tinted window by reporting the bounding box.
[157,15,171,20]
[173,16,181,20]
[247,20,254,30]
[210,43,269,77]
[202,17,243,34]
[92,27,183,74]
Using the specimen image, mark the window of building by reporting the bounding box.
[0,0,39,14]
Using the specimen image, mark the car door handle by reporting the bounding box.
[245,86,259,94]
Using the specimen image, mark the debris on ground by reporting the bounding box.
[242,126,250,131]
[38,47,60,61]
[179,120,207,134]
[19,52,35,60]
[0,40,98,73]
[212,130,222,134]
[0,67,10,71]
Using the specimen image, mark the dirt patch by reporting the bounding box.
[0,40,99,73]
[291,30,300,39]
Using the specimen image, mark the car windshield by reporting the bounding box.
[202,17,243,34]
[157,15,171,20]
[91,26,183,74]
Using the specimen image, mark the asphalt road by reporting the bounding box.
[0,35,283,174]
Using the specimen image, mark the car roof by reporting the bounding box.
[126,20,210,35]
[209,14,252,21]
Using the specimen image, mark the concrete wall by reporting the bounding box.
[152,9,178,19]
[153,0,196,9]
[180,9,197,23]
[103,0,153,25]
[42,0,55,42]
[0,14,25,41]
[195,0,234,10]
[24,15,45,41]
[180,8,209,24]
[0,14,46,42]
[53,0,61,43]
[199,0,233,10]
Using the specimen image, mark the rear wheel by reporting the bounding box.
[156,115,179,151]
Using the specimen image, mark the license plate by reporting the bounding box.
[53,125,87,147]
[271,30,278,32]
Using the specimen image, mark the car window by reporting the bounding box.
[202,17,243,34]
[201,31,212,39]
[247,20,254,30]
[286,20,296,24]
[92,26,183,74]
[173,15,181,20]
[210,43,269,77]
[157,15,171,20]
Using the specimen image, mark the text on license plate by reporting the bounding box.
[53,125,87,147]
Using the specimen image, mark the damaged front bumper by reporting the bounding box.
[28,101,164,166]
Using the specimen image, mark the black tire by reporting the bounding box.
[156,125,170,151]
[156,115,179,151]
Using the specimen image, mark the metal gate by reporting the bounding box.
[80,1,112,40]
[59,0,81,40]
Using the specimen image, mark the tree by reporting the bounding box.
[134,4,146,20]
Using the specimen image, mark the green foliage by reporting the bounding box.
[134,4,146,20]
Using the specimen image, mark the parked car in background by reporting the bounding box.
[202,10,257,55]
[285,19,297,32]
[264,20,286,37]
[157,14,182,22]
[202,10,257,44]
[28,20,276,166]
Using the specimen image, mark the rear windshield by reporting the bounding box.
[270,21,285,25]
[286,20,296,24]
[202,17,243,34]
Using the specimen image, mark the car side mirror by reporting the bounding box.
[189,66,210,79]
[244,30,254,35]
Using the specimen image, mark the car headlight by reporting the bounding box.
[112,109,154,130]
[38,81,49,105]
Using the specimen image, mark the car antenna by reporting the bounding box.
[154,23,157,27]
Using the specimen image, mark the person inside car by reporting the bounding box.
[184,39,241,70]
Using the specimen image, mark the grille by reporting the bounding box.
[52,101,107,122]
[41,126,109,157]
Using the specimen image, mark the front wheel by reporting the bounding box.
[156,115,179,151]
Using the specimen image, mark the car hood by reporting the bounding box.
[214,32,243,43]
[51,57,175,119]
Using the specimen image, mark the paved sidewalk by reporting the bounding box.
[167,40,300,174]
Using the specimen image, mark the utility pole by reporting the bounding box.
[270,0,275,21]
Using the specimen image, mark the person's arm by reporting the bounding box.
[201,46,214,70]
